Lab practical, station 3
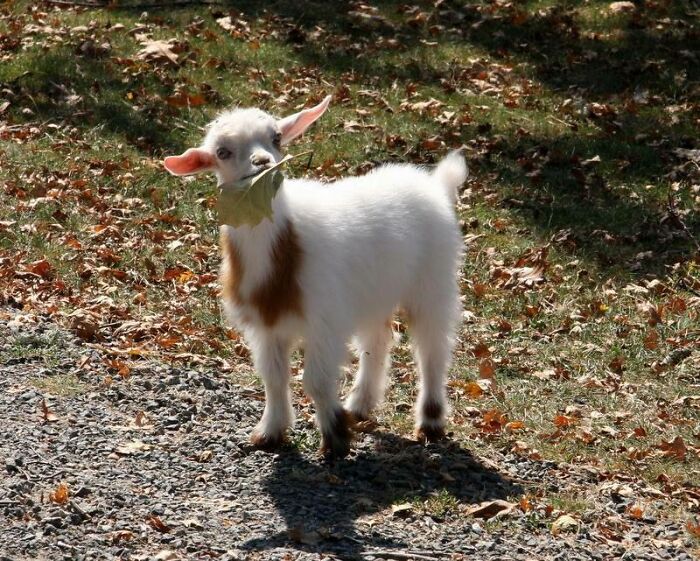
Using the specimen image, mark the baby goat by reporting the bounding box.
[164,95,466,457]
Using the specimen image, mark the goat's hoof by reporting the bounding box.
[250,429,285,451]
[415,424,446,443]
[320,437,351,460]
[320,409,353,459]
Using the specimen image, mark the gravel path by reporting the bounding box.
[0,311,696,561]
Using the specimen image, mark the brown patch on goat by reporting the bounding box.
[220,227,244,306]
[320,409,353,459]
[250,221,303,327]
[219,222,303,327]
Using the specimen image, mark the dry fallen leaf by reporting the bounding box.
[492,246,549,290]
[110,530,135,544]
[531,369,556,381]
[147,514,171,533]
[553,414,577,428]
[448,379,484,397]
[465,381,485,397]
[391,502,414,517]
[27,259,52,279]
[115,440,151,456]
[134,411,149,427]
[196,450,213,462]
[466,499,517,519]
[166,91,206,108]
[505,420,525,432]
[49,482,69,505]
[609,1,635,13]
[627,503,644,520]
[106,358,130,379]
[519,496,533,513]
[479,358,495,379]
[478,409,507,433]
[154,550,179,561]
[41,399,59,423]
[137,38,179,64]
[643,329,659,350]
[472,342,491,358]
[400,97,444,115]
[632,426,647,438]
[658,436,687,461]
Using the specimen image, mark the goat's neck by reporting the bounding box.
[222,193,288,289]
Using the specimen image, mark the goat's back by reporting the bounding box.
[279,164,462,332]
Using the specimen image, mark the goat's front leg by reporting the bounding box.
[249,334,293,450]
[303,338,352,458]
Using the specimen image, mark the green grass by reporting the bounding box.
[547,491,590,515]
[1,0,698,530]
[421,488,460,520]
[31,373,88,397]
[0,329,70,368]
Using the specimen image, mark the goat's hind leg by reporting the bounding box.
[409,303,457,442]
[344,321,392,422]
[249,334,293,450]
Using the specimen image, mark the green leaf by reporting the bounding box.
[216,154,303,228]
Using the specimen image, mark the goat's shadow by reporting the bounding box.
[242,430,523,559]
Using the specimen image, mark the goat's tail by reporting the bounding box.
[433,150,468,203]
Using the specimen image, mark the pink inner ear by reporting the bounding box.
[163,148,215,176]
[278,95,331,145]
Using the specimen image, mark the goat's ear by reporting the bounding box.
[277,95,331,145]
[163,148,216,176]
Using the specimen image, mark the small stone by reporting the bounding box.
[202,377,217,390]
[552,514,579,535]
[43,516,65,529]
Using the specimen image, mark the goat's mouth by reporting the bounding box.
[240,165,272,181]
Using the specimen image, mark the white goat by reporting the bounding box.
[163,95,466,457]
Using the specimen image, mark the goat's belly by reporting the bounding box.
[222,297,305,336]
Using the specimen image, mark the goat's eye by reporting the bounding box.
[216,147,232,160]
[272,132,282,148]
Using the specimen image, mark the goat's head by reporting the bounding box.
[164,95,331,185]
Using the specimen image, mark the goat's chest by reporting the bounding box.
[219,222,304,328]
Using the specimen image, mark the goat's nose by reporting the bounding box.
[251,153,271,166]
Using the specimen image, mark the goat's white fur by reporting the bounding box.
[164,96,466,454]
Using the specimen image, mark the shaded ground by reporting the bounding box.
[1,310,696,561]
